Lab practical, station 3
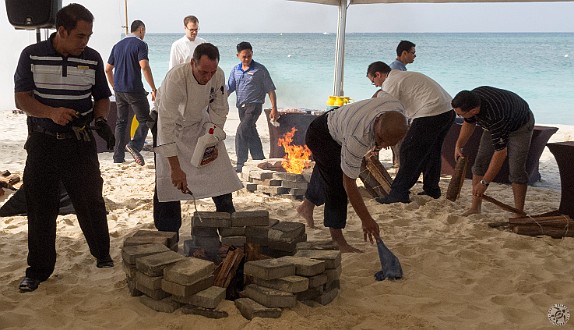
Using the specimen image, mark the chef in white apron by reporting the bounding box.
[153,43,242,234]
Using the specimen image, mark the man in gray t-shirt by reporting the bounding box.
[389,40,416,71]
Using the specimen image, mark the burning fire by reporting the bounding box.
[277,127,312,174]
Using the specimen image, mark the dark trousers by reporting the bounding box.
[23,132,110,281]
[151,123,235,239]
[114,91,150,162]
[305,113,348,229]
[235,103,265,169]
[389,110,455,200]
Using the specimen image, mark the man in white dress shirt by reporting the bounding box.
[169,15,206,69]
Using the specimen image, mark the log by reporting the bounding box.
[245,243,271,262]
[482,194,527,217]
[213,247,244,288]
[509,215,573,227]
[359,154,393,198]
[446,157,468,202]
[513,225,574,238]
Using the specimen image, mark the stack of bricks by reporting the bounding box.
[237,244,342,319]
[240,160,311,200]
[121,230,228,316]
[184,211,307,258]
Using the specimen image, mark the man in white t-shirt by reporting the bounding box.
[169,15,206,69]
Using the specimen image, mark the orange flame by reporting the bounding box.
[277,127,312,174]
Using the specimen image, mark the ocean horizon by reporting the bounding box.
[144,32,573,125]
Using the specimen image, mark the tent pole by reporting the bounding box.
[333,0,348,97]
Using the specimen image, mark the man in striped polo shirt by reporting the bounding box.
[305,95,408,253]
[14,3,114,292]
[452,87,535,216]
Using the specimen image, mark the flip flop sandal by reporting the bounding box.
[125,144,145,166]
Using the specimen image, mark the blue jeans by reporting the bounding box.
[235,103,265,169]
[114,91,150,163]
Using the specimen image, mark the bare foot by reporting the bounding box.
[297,199,315,228]
[461,208,481,216]
[338,244,363,253]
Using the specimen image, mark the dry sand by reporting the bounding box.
[1,109,573,329]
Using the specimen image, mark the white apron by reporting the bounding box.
[155,64,243,202]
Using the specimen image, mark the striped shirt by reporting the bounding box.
[327,93,405,179]
[14,33,111,132]
[464,86,532,151]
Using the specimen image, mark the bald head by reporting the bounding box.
[374,111,408,148]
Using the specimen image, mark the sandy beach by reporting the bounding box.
[1,109,573,329]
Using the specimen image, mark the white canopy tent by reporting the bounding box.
[289,0,571,97]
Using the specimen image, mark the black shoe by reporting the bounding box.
[417,190,441,199]
[376,195,410,205]
[19,277,40,292]
[96,257,114,268]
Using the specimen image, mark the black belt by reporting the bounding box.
[30,125,77,140]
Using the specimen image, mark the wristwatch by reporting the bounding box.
[480,179,490,187]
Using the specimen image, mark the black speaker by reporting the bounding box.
[5,0,62,29]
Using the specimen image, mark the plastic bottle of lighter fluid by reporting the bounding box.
[190,127,219,167]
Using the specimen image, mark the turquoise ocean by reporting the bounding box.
[145,33,574,125]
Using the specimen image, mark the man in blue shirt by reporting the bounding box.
[105,20,157,166]
[14,3,114,292]
[227,42,278,172]
[389,40,416,71]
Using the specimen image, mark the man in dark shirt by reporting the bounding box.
[452,86,535,216]
[14,3,114,292]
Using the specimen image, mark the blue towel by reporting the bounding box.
[374,238,403,281]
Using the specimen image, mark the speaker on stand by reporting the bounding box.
[5,0,62,42]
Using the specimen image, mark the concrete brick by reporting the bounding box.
[281,180,308,189]
[139,296,181,313]
[191,236,221,251]
[307,273,328,288]
[272,172,307,182]
[245,226,268,238]
[253,275,309,293]
[161,275,214,297]
[127,278,143,296]
[324,280,341,292]
[122,243,170,265]
[245,182,258,192]
[288,188,307,196]
[123,261,137,279]
[249,170,274,180]
[163,258,215,286]
[296,240,339,251]
[251,178,282,186]
[268,233,307,253]
[221,235,246,247]
[218,226,245,237]
[123,236,168,248]
[180,305,228,319]
[135,271,163,290]
[277,256,326,276]
[325,265,342,282]
[294,249,341,269]
[242,284,296,308]
[191,226,219,238]
[135,282,170,300]
[192,212,231,228]
[246,235,269,246]
[244,258,296,280]
[258,186,289,195]
[296,286,324,301]
[132,230,178,249]
[235,298,282,320]
[269,222,306,241]
[187,286,226,309]
[136,251,186,277]
[314,288,339,305]
[231,211,270,227]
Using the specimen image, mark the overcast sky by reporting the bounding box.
[117,0,574,34]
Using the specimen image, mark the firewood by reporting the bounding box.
[359,154,393,198]
[245,243,271,262]
[509,215,573,227]
[446,156,468,202]
[213,247,244,288]
[482,194,527,217]
[513,225,574,238]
